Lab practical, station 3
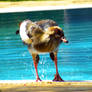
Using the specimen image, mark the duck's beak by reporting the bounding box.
[61,37,68,43]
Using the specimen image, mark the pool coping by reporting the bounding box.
[0,81,92,90]
[0,1,92,13]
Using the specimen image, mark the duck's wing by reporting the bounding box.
[20,20,45,46]
[36,19,58,31]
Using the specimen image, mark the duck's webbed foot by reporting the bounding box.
[53,73,64,82]
[36,77,42,82]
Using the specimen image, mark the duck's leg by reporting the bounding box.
[32,54,41,82]
[50,52,64,81]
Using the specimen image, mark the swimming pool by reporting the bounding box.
[0,8,92,81]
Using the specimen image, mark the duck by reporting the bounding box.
[16,19,68,82]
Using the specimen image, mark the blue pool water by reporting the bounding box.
[0,8,92,81]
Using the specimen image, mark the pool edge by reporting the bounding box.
[0,81,92,90]
[0,1,92,13]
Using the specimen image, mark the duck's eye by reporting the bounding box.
[54,28,64,36]
[57,30,62,35]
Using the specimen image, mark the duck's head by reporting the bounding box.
[47,26,68,43]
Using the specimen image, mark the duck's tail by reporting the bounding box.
[16,30,19,35]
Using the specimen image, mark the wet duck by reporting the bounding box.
[16,19,68,82]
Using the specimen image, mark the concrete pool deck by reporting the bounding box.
[0,0,92,13]
[0,0,92,8]
[0,81,92,92]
